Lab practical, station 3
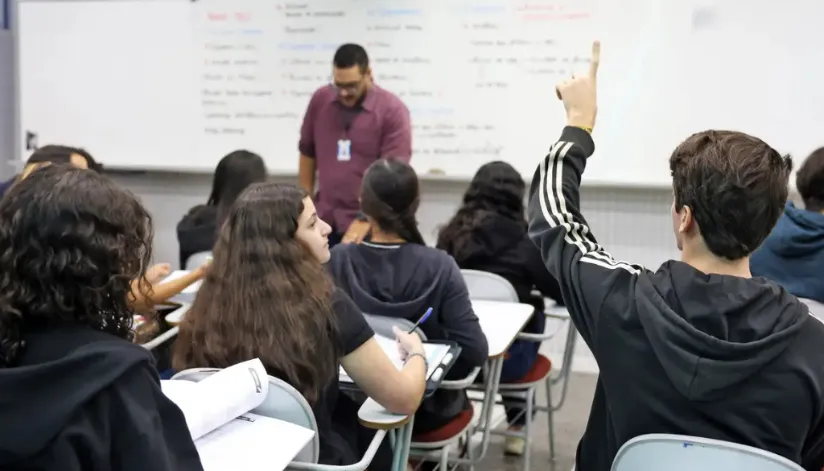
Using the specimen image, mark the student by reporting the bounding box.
[0,144,102,198]
[0,150,200,313]
[0,165,202,470]
[298,43,412,246]
[528,41,824,471]
[173,183,426,467]
[751,147,824,303]
[328,159,489,437]
[177,150,266,268]
[436,160,564,455]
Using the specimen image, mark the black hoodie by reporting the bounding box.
[177,204,218,268]
[0,325,203,470]
[527,127,824,471]
[328,241,489,433]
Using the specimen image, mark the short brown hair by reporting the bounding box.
[670,130,792,260]
[796,147,824,212]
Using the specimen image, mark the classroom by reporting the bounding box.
[2,1,824,471]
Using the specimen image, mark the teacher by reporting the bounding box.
[298,43,412,246]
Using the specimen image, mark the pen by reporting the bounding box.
[408,307,433,333]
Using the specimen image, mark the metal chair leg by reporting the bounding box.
[546,379,556,461]
[523,387,534,471]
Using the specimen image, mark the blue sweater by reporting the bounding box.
[751,202,824,303]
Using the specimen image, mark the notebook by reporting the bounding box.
[339,334,452,383]
[162,359,314,471]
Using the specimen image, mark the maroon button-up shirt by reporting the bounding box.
[298,84,412,233]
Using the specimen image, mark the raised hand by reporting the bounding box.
[556,41,600,130]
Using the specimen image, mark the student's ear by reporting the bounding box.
[678,205,694,235]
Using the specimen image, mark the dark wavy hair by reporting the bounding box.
[436,161,526,264]
[796,147,824,212]
[174,183,339,404]
[0,165,153,366]
[361,159,425,245]
[206,150,267,230]
[27,145,103,172]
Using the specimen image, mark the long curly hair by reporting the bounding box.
[361,159,426,245]
[173,183,339,404]
[436,161,526,264]
[0,165,153,366]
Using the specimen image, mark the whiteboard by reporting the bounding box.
[15,0,824,186]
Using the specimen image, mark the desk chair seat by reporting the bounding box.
[412,409,475,444]
[461,269,575,470]
[503,354,551,385]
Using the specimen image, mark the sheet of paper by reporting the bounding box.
[160,270,203,294]
[163,359,269,440]
[195,413,314,471]
[339,335,451,383]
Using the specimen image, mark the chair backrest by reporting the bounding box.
[799,297,824,322]
[611,434,805,471]
[364,313,428,340]
[185,251,213,270]
[460,269,519,302]
[171,368,320,463]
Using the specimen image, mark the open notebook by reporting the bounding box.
[339,335,452,383]
[162,359,315,471]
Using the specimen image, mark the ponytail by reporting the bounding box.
[398,212,425,246]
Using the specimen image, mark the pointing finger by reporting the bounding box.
[589,40,601,79]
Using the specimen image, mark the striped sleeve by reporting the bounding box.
[526,126,645,350]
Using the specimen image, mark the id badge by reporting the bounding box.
[337,139,352,162]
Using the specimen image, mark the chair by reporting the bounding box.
[461,270,519,302]
[799,297,824,322]
[172,368,388,470]
[611,434,805,471]
[185,251,213,270]
[362,313,482,471]
[460,269,574,469]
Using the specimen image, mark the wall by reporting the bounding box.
[2,0,681,374]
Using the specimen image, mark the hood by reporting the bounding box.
[177,204,218,259]
[763,202,824,258]
[636,260,807,401]
[177,204,218,238]
[0,329,150,464]
[457,214,527,266]
[329,243,450,320]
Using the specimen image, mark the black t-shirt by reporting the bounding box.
[315,288,374,465]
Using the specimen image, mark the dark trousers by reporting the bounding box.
[500,340,540,426]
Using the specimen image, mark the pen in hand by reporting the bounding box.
[408,307,433,334]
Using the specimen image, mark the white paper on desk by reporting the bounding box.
[162,359,268,441]
[195,412,314,471]
[339,335,450,383]
[160,270,203,294]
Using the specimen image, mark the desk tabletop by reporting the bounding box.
[357,398,411,430]
[471,300,534,358]
[165,303,190,326]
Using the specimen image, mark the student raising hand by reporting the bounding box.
[555,40,600,131]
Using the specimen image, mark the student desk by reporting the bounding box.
[358,398,414,471]
[158,303,414,471]
[428,300,532,466]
